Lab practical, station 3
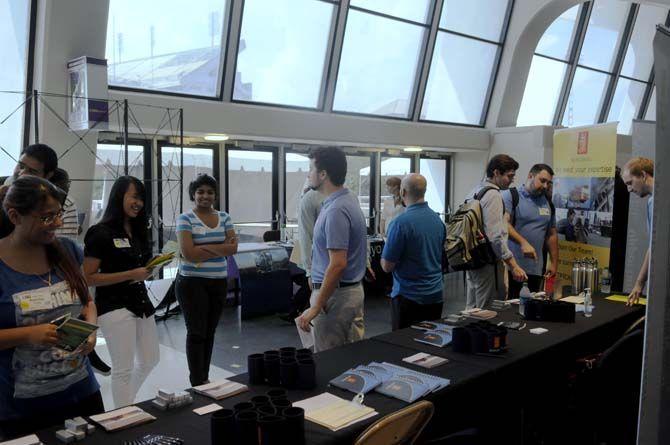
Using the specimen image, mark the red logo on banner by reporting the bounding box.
[577,131,589,154]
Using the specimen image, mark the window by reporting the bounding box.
[420,157,448,217]
[518,1,667,133]
[421,0,510,125]
[285,152,310,232]
[517,56,568,126]
[106,0,228,97]
[562,68,610,127]
[607,78,646,134]
[159,144,218,248]
[91,143,146,225]
[0,0,31,177]
[333,8,425,117]
[421,33,498,124]
[226,148,277,242]
[350,0,432,24]
[233,0,336,107]
[345,154,373,228]
[578,1,630,72]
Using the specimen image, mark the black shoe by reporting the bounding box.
[88,351,111,376]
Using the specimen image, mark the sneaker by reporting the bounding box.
[88,351,111,376]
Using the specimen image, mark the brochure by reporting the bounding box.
[329,369,382,394]
[414,330,452,348]
[375,377,431,403]
[410,321,453,331]
[192,379,248,400]
[50,314,98,352]
[89,406,155,432]
[146,252,175,270]
[402,352,449,369]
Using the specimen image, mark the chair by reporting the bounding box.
[354,400,434,445]
[263,230,281,242]
[623,315,645,336]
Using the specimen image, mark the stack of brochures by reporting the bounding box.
[330,362,450,403]
[414,329,453,347]
[89,406,155,432]
[294,392,378,432]
[192,379,248,400]
[0,434,43,445]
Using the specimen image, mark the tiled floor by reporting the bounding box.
[95,272,467,408]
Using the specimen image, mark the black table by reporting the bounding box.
[32,296,643,444]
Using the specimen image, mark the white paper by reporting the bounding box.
[89,406,143,422]
[560,296,585,304]
[529,327,548,335]
[293,392,377,431]
[0,435,41,445]
[295,317,315,349]
[193,403,223,415]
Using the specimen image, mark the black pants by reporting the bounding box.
[175,275,227,386]
[289,264,311,316]
[0,390,104,440]
[507,273,544,299]
[391,295,444,331]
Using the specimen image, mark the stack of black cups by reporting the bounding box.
[248,347,316,390]
[210,388,306,445]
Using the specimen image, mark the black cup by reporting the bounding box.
[282,407,305,445]
[271,398,292,410]
[258,415,287,445]
[297,358,316,390]
[235,410,259,445]
[248,353,265,385]
[257,404,277,416]
[251,395,271,407]
[296,348,312,356]
[211,409,235,445]
[264,350,280,358]
[280,358,298,389]
[267,388,288,400]
[279,346,296,358]
[264,355,281,386]
[234,401,255,414]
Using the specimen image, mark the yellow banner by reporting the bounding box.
[553,123,617,294]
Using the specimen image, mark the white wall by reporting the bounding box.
[489,126,554,181]
[451,151,489,208]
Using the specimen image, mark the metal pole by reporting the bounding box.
[179,108,184,214]
[33,89,39,143]
[123,99,129,175]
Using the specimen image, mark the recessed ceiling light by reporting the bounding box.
[204,134,229,141]
[403,147,422,152]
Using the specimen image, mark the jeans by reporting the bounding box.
[97,308,160,408]
[175,275,227,386]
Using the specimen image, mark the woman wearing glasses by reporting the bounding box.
[83,176,159,408]
[0,177,101,439]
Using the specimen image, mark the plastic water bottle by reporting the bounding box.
[519,282,531,317]
[601,267,611,294]
[583,288,592,318]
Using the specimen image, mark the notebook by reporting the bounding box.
[89,406,155,432]
[293,393,377,432]
[414,330,452,348]
[192,380,248,400]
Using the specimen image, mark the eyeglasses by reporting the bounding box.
[36,210,64,225]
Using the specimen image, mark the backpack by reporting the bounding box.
[444,187,498,271]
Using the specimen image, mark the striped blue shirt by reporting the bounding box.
[176,210,235,279]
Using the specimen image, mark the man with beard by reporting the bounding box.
[503,164,558,298]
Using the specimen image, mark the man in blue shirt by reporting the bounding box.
[622,157,654,305]
[297,147,367,351]
[381,174,445,330]
[503,164,558,298]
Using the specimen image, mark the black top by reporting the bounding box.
[84,222,155,318]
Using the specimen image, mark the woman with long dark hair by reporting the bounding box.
[176,174,237,386]
[0,177,101,439]
[83,176,159,408]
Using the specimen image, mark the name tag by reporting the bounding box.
[14,281,77,314]
[539,207,551,216]
[113,238,131,248]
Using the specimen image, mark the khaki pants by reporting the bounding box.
[465,261,505,310]
[310,284,364,352]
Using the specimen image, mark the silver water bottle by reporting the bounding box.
[572,261,581,294]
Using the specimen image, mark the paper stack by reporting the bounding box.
[192,379,248,400]
[89,406,155,432]
[0,435,42,445]
[293,393,377,432]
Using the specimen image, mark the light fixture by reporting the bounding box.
[204,134,229,141]
[403,147,422,152]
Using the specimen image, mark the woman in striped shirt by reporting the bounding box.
[176,174,237,386]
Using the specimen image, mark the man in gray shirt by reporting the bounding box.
[465,154,527,309]
[297,147,367,351]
